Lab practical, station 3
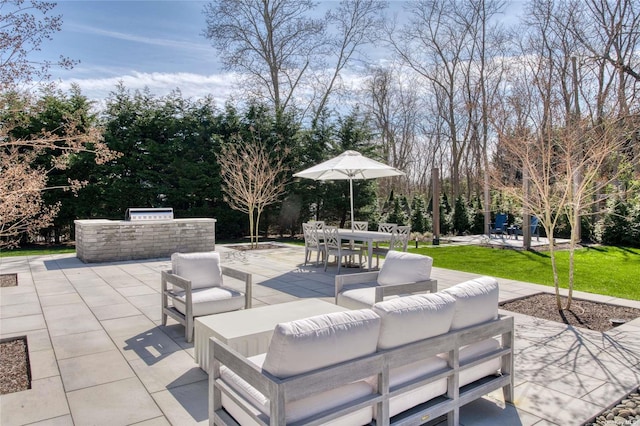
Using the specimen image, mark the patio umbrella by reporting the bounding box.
[293,150,405,230]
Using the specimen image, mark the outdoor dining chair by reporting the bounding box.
[303,222,325,266]
[323,226,362,274]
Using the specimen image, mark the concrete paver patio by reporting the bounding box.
[1,244,639,426]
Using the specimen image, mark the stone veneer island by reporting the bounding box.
[75,218,216,263]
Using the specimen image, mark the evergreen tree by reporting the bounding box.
[410,195,427,233]
[452,195,469,235]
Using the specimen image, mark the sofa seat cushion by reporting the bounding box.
[221,354,375,425]
[263,309,381,378]
[172,286,245,317]
[372,293,456,349]
[439,338,501,387]
[171,251,223,289]
[368,356,448,418]
[337,285,400,310]
[377,251,433,286]
[441,276,499,329]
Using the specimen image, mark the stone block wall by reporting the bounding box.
[75,218,216,263]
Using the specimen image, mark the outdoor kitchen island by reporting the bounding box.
[75,213,215,263]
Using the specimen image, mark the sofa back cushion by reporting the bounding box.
[171,251,223,290]
[377,251,433,286]
[263,309,381,378]
[372,293,456,349]
[441,276,499,329]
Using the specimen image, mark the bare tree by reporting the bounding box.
[0,0,76,90]
[570,0,640,85]
[1,2,117,248]
[567,0,640,117]
[388,0,506,201]
[364,64,423,196]
[495,115,638,310]
[216,136,288,248]
[203,0,385,120]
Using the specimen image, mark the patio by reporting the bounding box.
[1,244,639,426]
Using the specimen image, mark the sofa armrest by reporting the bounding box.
[221,266,252,309]
[374,279,438,302]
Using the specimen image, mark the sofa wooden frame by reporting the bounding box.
[208,314,514,426]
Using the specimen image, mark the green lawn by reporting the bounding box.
[410,245,640,301]
[0,246,76,257]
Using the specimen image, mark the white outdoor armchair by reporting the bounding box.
[161,251,252,342]
[335,250,437,309]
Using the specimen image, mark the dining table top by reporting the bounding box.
[336,228,393,240]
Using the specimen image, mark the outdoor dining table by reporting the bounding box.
[337,228,393,270]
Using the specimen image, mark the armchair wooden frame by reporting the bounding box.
[161,266,252,342]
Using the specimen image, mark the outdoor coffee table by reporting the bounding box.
[194,298,348,371]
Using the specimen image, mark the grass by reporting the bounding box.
[0,245,76,257]
[410,245,640,301]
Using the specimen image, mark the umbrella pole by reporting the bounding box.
[350,178,354,231]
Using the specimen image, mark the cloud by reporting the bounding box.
[68,23,212,54]
[56,71,239,108]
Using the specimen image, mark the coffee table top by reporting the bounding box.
[195,298,348,340]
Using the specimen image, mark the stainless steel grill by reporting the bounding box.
[125,208,174,221]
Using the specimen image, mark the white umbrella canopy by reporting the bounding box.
[293,150,405,229]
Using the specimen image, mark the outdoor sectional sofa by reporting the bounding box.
[209,276,514,425]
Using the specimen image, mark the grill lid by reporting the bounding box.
[125,208,174,221]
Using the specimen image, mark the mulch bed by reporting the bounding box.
[500,293,640,332]
[0,337,30,395]
[0,273,17,287]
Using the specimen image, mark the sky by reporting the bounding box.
[34,0,525,107]
[35,1,232,103]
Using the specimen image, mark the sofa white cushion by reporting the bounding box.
[221,353,374,425]
[172,287,244,316]
[441,276,499,329]
[377,251,433,286]
[372,293,456,350]
[263,309,381,378]
[439,338,502,387]
[171,251,223,289]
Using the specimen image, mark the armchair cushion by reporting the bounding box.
[442,276,499,330]
[171,251,223,289]
[263,309,381,378]
[377,251,432,286]
[172,287,245,317]
[372,293,456,350]
[337,285,395,310]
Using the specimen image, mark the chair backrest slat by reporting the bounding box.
[390,225,411,251]
[352,221,368,231]
[323,226,340,250]
[378,223,397,233]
